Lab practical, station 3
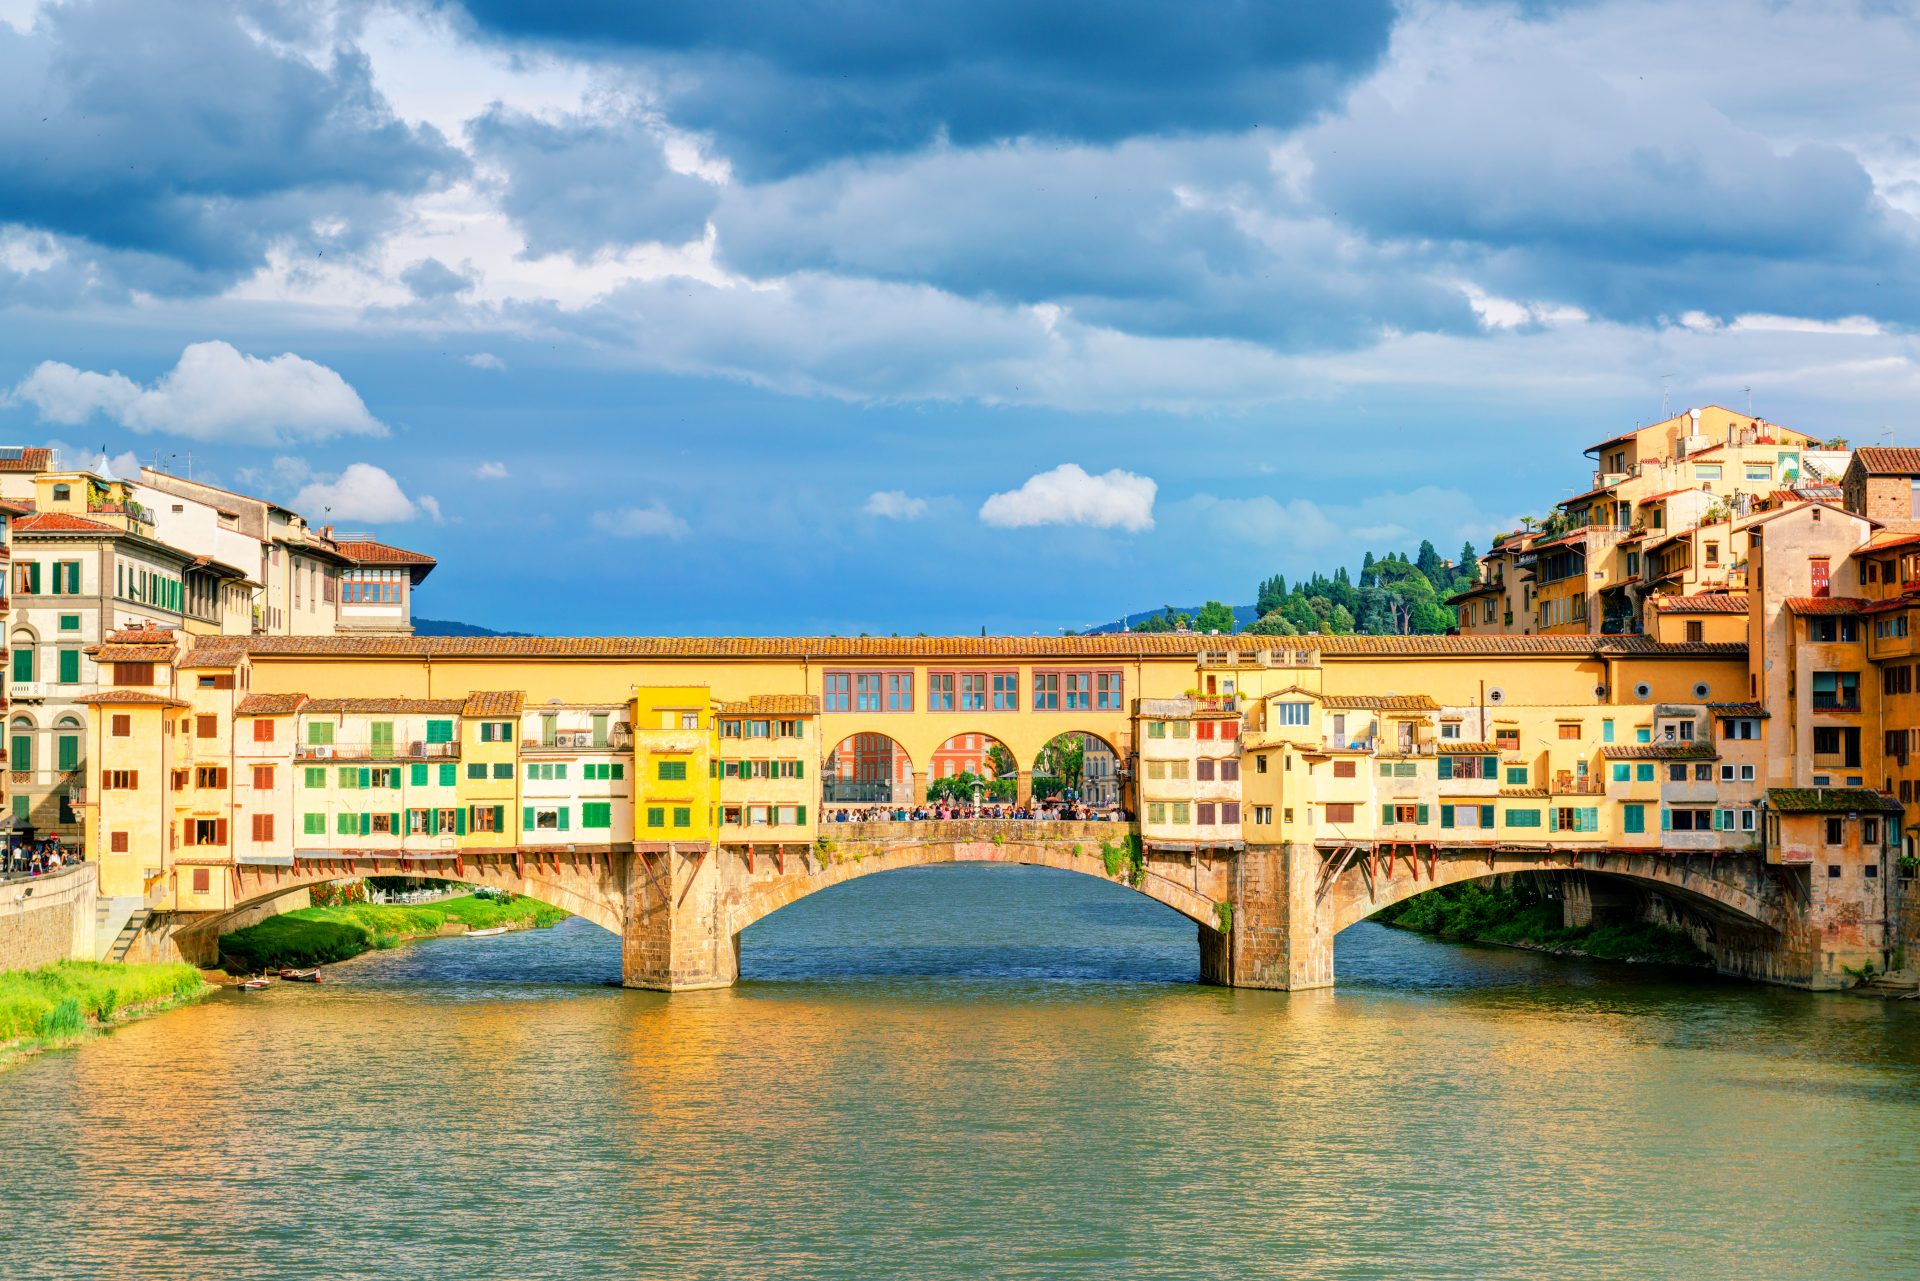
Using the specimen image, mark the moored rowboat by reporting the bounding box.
[278,968,323,983]
[465,926,509,937]
[237,977,272,991]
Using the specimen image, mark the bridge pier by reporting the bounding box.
[1214,843,1332,990]
[620,846,738,991]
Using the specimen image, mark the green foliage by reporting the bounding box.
[1192,600,1237,634]
[1,961,210,1049]
[1214,901,1233,935]
[1378,880,1708,966]
[1244,610,1298,636]
[218,895,566,974]
[927,771,989,804]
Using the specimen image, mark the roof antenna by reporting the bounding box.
[1743,385,1752,416]
[1660,374,1677,419]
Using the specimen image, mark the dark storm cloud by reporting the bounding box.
[451,0,1398,177]
[0,0,463,293]
[467,104,719,257]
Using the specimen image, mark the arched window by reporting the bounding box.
[9,626,35,685]
[55,716,82,773]
[50,483,70,502]
[9,716,34,773]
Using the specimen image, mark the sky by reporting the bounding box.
[1,0,1918,636]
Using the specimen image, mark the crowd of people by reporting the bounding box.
[3,836,74,880]
[824,800,1128,824]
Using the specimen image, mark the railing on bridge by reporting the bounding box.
[819,818,1135,844]
[822,781,905,804]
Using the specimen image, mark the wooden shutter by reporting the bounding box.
[1416,805,1429,825]
[456,808,468,836]
[360,813,371,836]
[1480,805,1494,829]
[796,804,807,826]
[491,806,502,833]
[213,819,227,845]
[1440,805,1454,829]
[1380,805,1393,826]
[1437,756,1452,780]
[557,807,569,832]
[524,806,535,829]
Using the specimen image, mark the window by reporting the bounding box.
[1722,718,1759,740]
[658,759,688,782]
[1505,809,1542,828]
[1277,701,1311,727]
[1495,729,1520,751]
[251,814,274,842]
[103,770,139,790]
[252,765,274,790]
[111,714,131,738]
[1667,808,1714,831]
[1809,617,1859,643]
[1686,620,1704,643]
[992,672,1019,710]
[195,715,217,739]
[1171,803,1190,825]
[824,672,851,712]
[1825,817,1845,845]
[1811,672,1860,710]
[493,762,512,779]
[479,721,512,742]
[1326,802,1356,823]
[1032,672,1059,710]
[928,672,955,711]
[673,807,691,829]
[1863,817,1881,844]
[1147,721,1166,739]
[1557,722,1581,740]
[1622,803,1645,834]
[467,763,487,780]
[1197,802,1216,825]
[1147,803,1167,824]
[114,661,152,686]
[1504,766,1528,786]
[1254,806,1273,825]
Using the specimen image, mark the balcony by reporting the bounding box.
[523,730,633,752]
[8,681,43,700]
[87,499,153,526]
[1552,772,1604,795]
[295,740,460,761]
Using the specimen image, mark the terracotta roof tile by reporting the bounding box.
[1785,596,1866,615]
[227,633,1746,661]
[1437,742,1501,754]
[1651,593,1748,614]
[237,693,310,715]
[718,694,822,715]
[73,690,187,707]
[90,644,177,663]
[1600,743,1718,760]
[303,697,469,715]
[1850,447,1920,477]
[179,637,248,669]
[1767,787,1902,814]
[1705,702,1769,718]
[462,690,525,717]
[1321,693,1441,711]
[1863,530,1920,554]
[0,447,53,472]
[1498,786,1550,798]
[12,511,121,535]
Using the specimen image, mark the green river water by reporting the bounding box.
[3,864,1918,1280]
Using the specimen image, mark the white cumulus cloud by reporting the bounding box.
[293,462,437,524]
[475,460,509,479]
[465,352,506,370]
[979,464,1156,532]
[6,341,386,444]
[863,490,927,520]
[591,502,690,540]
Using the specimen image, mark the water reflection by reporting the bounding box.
[3,864,1918,1281]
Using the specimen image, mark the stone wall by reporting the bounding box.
[0,864,97,972]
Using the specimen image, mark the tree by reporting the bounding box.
[1255,575,1288,617]
[1326,603,1356,634]
[1410,600,1455,634]
[1193,600,1237,634]
[1034,733,1087,800]
[1360,551,1378,588]
[1282,595,1320,633]
[1415,539,1444,584]
[1244,610,1299,636]
[927,772,986,804]
[1130,609,1175,633]
[1458,540,1477,570]
[987,743,1015,779]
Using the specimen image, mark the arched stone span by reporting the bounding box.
[824,732,915,805]
[1031,730,1126,809]
[1321,846,1788,937]
[148,850,629,966]
[729,822,1224,939]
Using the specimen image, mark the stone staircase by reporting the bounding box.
[94,896,148,962]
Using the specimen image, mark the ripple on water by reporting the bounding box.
[2,863,1917,1281]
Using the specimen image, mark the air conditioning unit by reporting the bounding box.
[313,746,334,759]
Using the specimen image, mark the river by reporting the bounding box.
[5,864,1918,1280]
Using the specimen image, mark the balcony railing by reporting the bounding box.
[1552,773,1604,795]
[523,731,633,752]
[295,740,460,761]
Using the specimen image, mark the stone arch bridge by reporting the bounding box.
[143,825,1818,989]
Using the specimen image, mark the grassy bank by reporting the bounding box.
[1,961,212,1063]
[219,893,568,973]
[1377,880,1708,966]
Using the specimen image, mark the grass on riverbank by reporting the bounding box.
[1377,879,1708,966]
[219,894,568,973]
[1,961,211,1053]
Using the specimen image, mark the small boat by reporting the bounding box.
[278,967,323,983]
[465,926,509,937]
[237,977,272,991]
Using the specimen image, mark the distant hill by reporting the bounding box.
[412,617,532,637]
[1085,604,1259,634]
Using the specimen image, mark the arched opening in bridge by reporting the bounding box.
[1033,732,1123,810]
[738,862,1203,984]
[928,732,1015,802]
[824,733,914,805]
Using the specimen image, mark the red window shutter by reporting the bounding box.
[196,715,217,739]
[213,819,227,846]
[110,832,129,853]
[253,719,275,742]
[111,714,130,737]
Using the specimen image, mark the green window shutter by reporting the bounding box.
[1438,756,1452,781]
[358,767,371,789]
[794,759,804,780]
[556,807,569,832]
[56,735,78,771]
[1612,764,1629,782]
[440,763,455,786]
[1480,805,1494,829]
[797,804,807,826]
[491,806,503,832]
[11,648,31,683]
[1581,807,1597,831]
[425,809,438,835]
[427,720,452,744]
[1622,804,1642,835]
[305,768,323,788]
[390,811,401,833]
[1602,720,1615,743]
[526,764,536,779]
[360,813,371,836]
[556,764,567,780]
[467,763,484,779]
[493,763,511,779]
[1637,764,1654,782]
[1440,805,1455,829]
[9,735,29,771]
[27,562,40,593]
[309,721,332,745]
[1416,804,1429,825]
[524,806,535,829]
[613,763,623,780]
[305,814,324,835]
[1549,808,1559,832]
[58,649,79,684]
[1381,804,1394,826]
[1483,756,1497,777]
[338,813,354,835]
[411,762,428,786]
[338,767,355,789]
[1661,808,1671,831]
[456,808,468,836]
